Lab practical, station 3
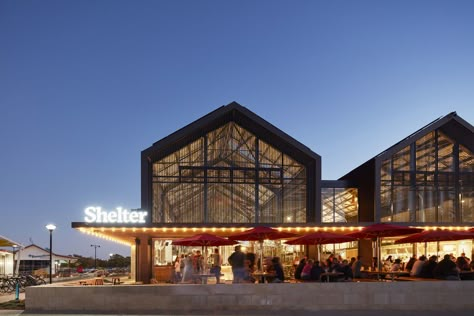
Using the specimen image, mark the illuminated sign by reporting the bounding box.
[84,206,147,224]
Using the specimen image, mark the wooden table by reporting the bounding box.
[320,272,343,282]
[365,270,409,281]
[252,272,276,283]
[193,273,216,284]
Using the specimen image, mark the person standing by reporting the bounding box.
[181,253,194,283]
[228,245,246,283]
[211,248,223,283]
[352,256,363,278]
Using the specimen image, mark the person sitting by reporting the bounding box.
[294,256,307,280]
[300,259,314,280]
[390,258,402,272]
[310,260,324,281]
[410,255,426,277]
[456,255,470,271]
[329,258,342,273]
[405,255,417,272]
[419,255,438,279]
[383,255,393,271]
[338,259,353,281]
[271,257,285,283]
[433,254,460,280]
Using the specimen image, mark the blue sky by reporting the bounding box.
[1,0,473,259]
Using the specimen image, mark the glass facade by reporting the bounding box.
[321,187,358,223]
[380,130,474,223]
[152,122,307,224]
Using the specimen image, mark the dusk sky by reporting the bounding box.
[1,0,473,259]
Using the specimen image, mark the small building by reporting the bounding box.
[17,244,77,276]
[0,234,22,275]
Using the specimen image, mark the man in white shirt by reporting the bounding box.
[410,255,427,276]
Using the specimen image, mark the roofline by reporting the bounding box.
[142,101,321,162]
[339,111,473,179]
[22,244,77,259]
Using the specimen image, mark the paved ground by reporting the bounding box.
[1,311,474,316]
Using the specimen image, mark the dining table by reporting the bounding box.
[365,270,409,281]
[252,271,276,283]
[320,272,344,282]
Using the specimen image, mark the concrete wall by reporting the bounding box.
[26,281,474,314]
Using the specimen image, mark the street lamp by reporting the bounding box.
[45,224,56,284]
[12,245,18,276]
[91,244,100,269]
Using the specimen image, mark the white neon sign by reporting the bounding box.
[84,206,147,224]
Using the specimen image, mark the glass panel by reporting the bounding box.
[392,186,410,222]
[380,184,392,222]
[460,171,474,222]
[152,122,307,223]
[459,144,474,172]
[321,187,358,223]
[321,188,334,223]
[437,132,454,172]
[438,188,455,223]
[416,132,436,172]
[415,187,436,222]
[380,128,474,224]
[393,145,410,171]
[381,159,391,181]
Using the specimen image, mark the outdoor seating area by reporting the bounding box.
[151,224,474,285]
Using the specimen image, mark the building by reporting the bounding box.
[72,102,473,283]
[17,244,77,276]
[0,234,22,275]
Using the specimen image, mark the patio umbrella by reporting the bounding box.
[172,233,237,271]
[228,226,298,271]
[346,223,423,272]
[395,229,474,257]
[285,231,357,259]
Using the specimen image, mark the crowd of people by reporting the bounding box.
[293,252,473,282]
[403,252,473,280]
[294,254,356,282]
[227,245,285,283]
[172,247,472,283]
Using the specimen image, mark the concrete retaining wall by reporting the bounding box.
[26,281,474,314]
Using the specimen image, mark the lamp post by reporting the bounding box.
[109,253,114,269]
[45,224,56,284]
[91,244,100,269]
[12,245,18,276]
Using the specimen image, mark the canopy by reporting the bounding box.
[285,232,356,245]
[228,226,298,242]
[346,223,423,274]
[346,223,423,239]
[172,233,236,247]
[229,226,298,271]
[395,229,474,244]
[285,232,356,259]
[0,235,22,247]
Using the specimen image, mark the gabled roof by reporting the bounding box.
[142,101,321,164]
[20,244,76,261]
[340,111,474,179]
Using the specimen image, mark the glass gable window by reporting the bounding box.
[380,130,474,223]
[322,187,358,223]
[152,122,307,224]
